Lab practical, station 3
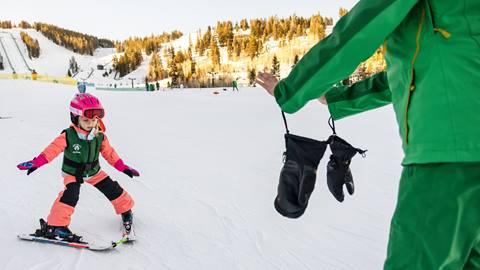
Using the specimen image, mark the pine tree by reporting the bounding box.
[240,19,249,30]
[203,27,212,50]
[168,48,179,87]
[0,21,13,29]
[145,40,157,55]
[195,33,205,56]
[148,51,164,81]
[264,16,275,40]
[246,34,259,59]
[19,21,32,29]
[190,59,196,76]
[209,36,221,67]
[69,56,79,74]
[187,46,193,60]
[271,55,280,79]
[287,24,296,41]
[20,32,40,58]
[169,62,179,88]
[248,68,256,86]
[233,37,242,58]
[216,21,233,47]
[309,14,325,41]
[175,50,186,63]
[293,54,299,66]
[273,20,284,40]
[227,39,234,58]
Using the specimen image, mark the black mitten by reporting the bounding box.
[326,135,366,202]
[274,133,328,218]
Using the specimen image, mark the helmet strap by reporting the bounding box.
[70,113,79,126]
[98,119,106,132]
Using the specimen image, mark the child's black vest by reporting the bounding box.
[61,127,104,182]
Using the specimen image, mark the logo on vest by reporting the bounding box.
[73,144,81,154]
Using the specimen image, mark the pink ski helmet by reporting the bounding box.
[69,93,105,125]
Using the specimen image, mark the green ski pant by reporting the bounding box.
[384,163,480,269]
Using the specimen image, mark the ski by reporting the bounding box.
[112,236,131,248]
[17,234,115,251]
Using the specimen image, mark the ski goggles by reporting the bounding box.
[83,108,105,119]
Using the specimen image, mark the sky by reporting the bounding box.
[1,0,359,41]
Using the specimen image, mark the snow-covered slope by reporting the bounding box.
[0,79,403,269]
[0,29,118,80]
[0,31,34,73]
[0,28,152,88]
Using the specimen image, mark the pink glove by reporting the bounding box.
[114,159,140,178]
[17,154,48,175]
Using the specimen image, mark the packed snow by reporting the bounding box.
[0,79,404,269]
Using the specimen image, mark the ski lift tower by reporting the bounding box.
[128,77,136,89]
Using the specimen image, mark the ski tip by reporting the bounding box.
[112,235,136,247]
[17,234,34,240]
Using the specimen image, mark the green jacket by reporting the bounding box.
[62,127,104,177]
[274,0,480,165]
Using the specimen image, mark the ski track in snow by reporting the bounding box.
[0,79,404,269]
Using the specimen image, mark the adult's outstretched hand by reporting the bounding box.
[255,71,327,105]
[255,72,278,97]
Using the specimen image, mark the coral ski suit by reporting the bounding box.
[40,125,134,227]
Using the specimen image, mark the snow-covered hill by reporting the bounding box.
[0,29,105,76]
[0,28,172,89]
[0,29,131,85]
[0,79,404,269]
[0,27,326,89]
[0,30,34,73]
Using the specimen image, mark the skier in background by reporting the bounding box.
[17,93,140,243]
[77,82,86,93]
[257,0,480,268]
[232,79,239,91]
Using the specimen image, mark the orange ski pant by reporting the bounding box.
[47,170,134,226]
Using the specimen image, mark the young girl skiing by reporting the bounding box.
[17,93,140,243]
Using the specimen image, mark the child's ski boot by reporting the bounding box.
[34,218,84,243]
[121,210,135,240]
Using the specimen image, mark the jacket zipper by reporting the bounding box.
[427,1,451,38]
[85,140,91,178]
[404,7,426,144]
[404,4,451,144]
